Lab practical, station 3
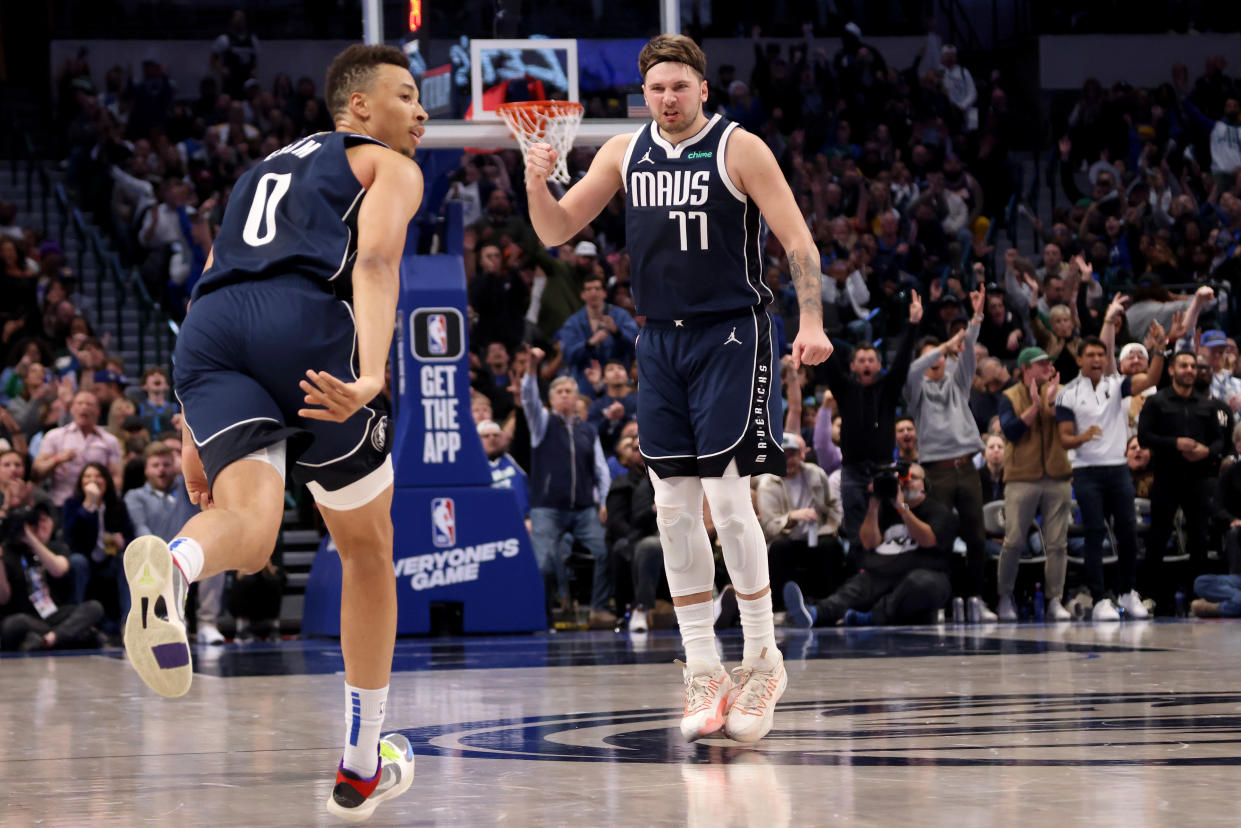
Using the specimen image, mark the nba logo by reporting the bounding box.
[427,314,448,356]
[431,497,455,547]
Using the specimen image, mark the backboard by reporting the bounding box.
[469,38,578,122]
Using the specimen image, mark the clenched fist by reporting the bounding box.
[525,142,559,186]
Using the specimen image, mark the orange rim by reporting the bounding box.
[496,100,583,117]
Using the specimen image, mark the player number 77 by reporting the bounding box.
[668,210,708,251]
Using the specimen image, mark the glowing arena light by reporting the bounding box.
[409,0,422,32]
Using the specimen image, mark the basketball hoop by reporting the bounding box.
[497,100,583,185]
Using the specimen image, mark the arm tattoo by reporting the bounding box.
[789,250,823,320]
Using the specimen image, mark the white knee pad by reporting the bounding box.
[701,471,769,595]
[650,472,715,597]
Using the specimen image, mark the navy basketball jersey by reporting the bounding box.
[622,114,770,319]
[193,131,388,300]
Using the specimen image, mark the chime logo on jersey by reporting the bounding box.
[628,169,710,207]
[431,497,456,547]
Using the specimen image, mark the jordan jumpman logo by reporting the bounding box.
[725,327,742,346]
[637,148,655,165]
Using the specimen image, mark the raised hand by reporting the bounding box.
[1146,320,1169,352]
[1043,371,1061,406]
[970,285,985,318]
[944,329,967,355]
[1167,310,1188,343]
[909,289,923,324]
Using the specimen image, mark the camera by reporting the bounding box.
[0,507,38,556]
[869,461,910,502]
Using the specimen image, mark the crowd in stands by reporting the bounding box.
[13,15,1241,645]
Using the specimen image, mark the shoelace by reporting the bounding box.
[675,660,721,713]
[729,664,776,711]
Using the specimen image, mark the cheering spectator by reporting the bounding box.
[521,347,613,628]
[135,366,179,437]
[557,274,639,396]
[906,286,994,619]
[822,292,922,543]
[62,462,134,625]
[894,417,919,463]
[479,419,529,520]
[996,348,1073,621]
[1055,294,1167,621]
[33,391,123,506]
[587,360,638,457]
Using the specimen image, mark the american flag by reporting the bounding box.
[627,94,647,119]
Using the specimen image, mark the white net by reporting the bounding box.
[497,101,583,185]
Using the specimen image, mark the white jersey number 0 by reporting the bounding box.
[242,172,292,247]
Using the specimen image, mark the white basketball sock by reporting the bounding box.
[169,537,204,583]
[342,683,388,778]
[674,600,721,675]
[738,591,778,668]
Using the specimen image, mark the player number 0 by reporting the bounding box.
[242,172,293,247]
[668,210,708,252]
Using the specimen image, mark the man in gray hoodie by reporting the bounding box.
[904,286,995,622]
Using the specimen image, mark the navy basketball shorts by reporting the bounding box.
[637,306,784,479]
[173,274,391,509]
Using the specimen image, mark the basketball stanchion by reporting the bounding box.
[302,202,546,636]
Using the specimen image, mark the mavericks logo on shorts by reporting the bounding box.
[431,497,456,547]
[371,415,389,452]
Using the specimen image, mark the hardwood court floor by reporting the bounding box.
[4,620,1241,826]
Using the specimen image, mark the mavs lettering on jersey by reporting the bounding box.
[622,114,770,319]
[193,131,390,300]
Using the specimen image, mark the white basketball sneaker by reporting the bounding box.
[123,536,192,698]
[1117,590,1150,620]
[724,649,787,743]
[1047,599,1072,621]
[1091,598,1121,622]
[678,662,733,742]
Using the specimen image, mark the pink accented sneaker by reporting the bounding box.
[724,650,786,743]
[678,661,733,741]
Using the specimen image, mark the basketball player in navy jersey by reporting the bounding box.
[120,45,425,820]
[525,34,834,743]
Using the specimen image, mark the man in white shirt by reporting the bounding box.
[940,45,977,132]
[1055,295,1169,620]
